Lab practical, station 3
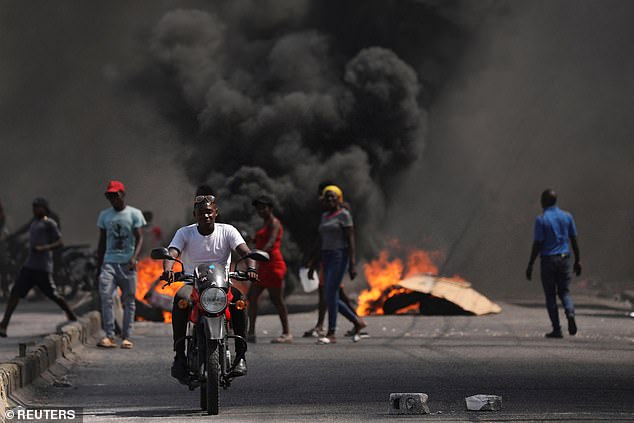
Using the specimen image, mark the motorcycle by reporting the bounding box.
[54,244,97,300]
[150,247,269,415]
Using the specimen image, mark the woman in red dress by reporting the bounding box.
[247,195,291,343]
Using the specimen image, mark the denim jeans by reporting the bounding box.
[322,249,357,333]
[99,263,137,339]
[540,254,575,330]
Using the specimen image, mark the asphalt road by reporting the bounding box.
[16,296,634,422]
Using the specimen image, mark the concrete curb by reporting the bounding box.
[0,311,101,406]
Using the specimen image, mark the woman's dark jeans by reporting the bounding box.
[322,248,357,333]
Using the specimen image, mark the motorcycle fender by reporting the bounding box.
[203,316,225,340]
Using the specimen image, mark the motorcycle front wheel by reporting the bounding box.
[194,327,207,411]
[206,339,220,415]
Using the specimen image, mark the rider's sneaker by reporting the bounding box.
[171,355,188,384]
[229,358,247,377]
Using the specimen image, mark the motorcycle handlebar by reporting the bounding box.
[159,271,254,288]
[229,271,250,281]
[159,271,194,284]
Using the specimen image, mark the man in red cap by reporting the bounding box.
[96,180,145,349]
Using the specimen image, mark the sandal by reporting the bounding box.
[302,328,324,338]
[271,334,293,344]
[97,337,117,348]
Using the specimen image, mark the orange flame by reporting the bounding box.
[357,247,448,316]
[357,251,403,316]
[404,249,439,277]
[135,257,183,323]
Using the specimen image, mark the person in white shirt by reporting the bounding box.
[163,192,257,383]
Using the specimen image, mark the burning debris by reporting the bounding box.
[134,257,183,323]
[357,249,501,316]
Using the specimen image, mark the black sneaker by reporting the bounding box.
[567,316,577,336]
[545,329,563,338]
[171,355,188,384]
[229,358,247,377]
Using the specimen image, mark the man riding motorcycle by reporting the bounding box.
[162,192,257,383]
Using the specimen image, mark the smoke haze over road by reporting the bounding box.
[0,1,631,298]
[388,1,634,297]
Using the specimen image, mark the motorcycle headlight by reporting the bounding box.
[199,287,228,314]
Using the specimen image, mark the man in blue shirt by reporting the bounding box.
[96,180,145,349]
[526,189,582,338]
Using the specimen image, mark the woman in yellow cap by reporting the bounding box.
[307,185,366,344]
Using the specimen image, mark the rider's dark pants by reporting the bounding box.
[172,285,247,359]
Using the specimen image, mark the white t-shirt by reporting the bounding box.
[168,223,246,274]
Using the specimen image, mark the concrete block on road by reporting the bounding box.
[465,394,502,411]
[40,335,63,367]
[59,323,82,350]
[388,393,430,414]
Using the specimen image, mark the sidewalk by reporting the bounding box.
[0,293,100,415]
[0,300,77,364]
[0,292,97,363]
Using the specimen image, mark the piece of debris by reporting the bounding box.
[52,377,72,388]
[465,394,502,411]
[392,274,502,315]
[388,393,430,415]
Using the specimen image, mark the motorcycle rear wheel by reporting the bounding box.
[206,339,220,415]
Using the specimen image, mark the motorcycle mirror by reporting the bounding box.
[245,249,270,262]
[150,247,173,260]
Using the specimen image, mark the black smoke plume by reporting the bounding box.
[132,0,495,261]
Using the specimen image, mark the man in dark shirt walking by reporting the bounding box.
[0,198,77,337]
[526,189,582,338]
